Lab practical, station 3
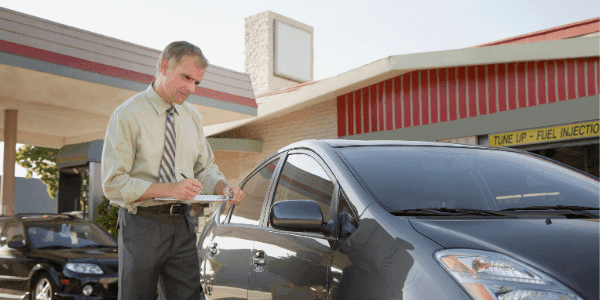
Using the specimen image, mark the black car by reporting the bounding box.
[0,213,118,300]
[197,139,599,300]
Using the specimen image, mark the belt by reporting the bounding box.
[137,204,190,215]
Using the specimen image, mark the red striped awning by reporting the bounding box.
[337,58,599,138]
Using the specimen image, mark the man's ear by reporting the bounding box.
[160,59,170,76]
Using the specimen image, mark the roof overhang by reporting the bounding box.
[0,7,257,149]
[474,17,599,47]
[56,140,103,169]
[205,37,600,137]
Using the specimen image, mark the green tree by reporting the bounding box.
[15,145,59,199]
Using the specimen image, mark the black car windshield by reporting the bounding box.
[26,221,117,249]
[336,146,599,212]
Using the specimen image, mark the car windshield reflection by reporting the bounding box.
[336,146,599,212]
[26,222,117,249]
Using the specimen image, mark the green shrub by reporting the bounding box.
[95,197,119,239]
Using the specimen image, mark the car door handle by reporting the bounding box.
[252,250,266,272]
[208,243,218,258]
[253,250,266,265]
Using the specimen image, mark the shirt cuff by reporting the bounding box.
[201,174,226,195]
[120,179,152,208]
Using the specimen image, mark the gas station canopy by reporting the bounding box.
[0,7,257,149]
[0,7,257,215]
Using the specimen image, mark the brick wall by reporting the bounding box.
[212,97,337,185]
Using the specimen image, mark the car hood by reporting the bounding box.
[409,218,599,300]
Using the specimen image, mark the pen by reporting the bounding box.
[180,172,206,195]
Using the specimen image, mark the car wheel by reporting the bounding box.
[31,272,55,300]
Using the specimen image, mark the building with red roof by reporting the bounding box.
[206,14,599,187]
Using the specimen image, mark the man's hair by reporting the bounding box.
[155,41,209,78]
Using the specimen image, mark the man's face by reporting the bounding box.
[160,55,206,105]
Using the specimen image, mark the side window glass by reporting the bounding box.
[271,154,334,226]
[218,201,232,224]
[338,191,356,219]
[1,223,24,246]
[338,190,359,238]
[230,158,280,226]
[0,224,7,246]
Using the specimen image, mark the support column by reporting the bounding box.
[1,109,18,215]
[88,162,103,221]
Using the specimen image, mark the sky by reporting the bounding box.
[1,0,599,177]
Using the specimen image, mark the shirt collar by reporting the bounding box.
[146,83,180,115]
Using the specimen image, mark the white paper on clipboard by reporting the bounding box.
[154,191,233,203]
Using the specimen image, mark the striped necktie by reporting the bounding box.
[158,105,176,183]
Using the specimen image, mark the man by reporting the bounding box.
[101,41,245,300]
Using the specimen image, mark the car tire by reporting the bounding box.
[31,272,56,300]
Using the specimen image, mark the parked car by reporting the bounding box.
[0,213,118,300]
[197,139,599,300]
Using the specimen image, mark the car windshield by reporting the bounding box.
[26,221,117,249]
[335,146,599,212]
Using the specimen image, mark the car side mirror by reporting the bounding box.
[8,241,25,249]
[270,200,324,231]
[7,235,25,249]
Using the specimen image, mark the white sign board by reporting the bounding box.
[274,21,311,82]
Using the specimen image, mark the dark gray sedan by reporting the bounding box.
[197,140,599,300]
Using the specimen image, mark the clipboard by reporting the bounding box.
[154,190,233,203]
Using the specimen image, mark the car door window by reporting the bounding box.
[338,190,357,220]
[337,190,359,239]
[271,153,334,226]
[229,158,280,226]
[218,201,232,224]
[1,223,24,246]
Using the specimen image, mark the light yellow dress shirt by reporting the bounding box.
[101,84,225,213]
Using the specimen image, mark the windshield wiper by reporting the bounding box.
[36,245,71,250]
[502,205,599,212]
[390,208,506,216]
[390,208,456,216]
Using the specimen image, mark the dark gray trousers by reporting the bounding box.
[118,207,202,300]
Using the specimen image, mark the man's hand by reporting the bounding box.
[225,186,245,206]
[171,179,203,200]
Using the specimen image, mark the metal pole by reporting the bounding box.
[1,109,18,215]
[88,162,103,221]
[82,169,88,220]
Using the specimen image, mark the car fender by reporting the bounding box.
[28,263,61,288]
[330,205,472,299]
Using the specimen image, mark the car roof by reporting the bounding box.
[279,139,507,153]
